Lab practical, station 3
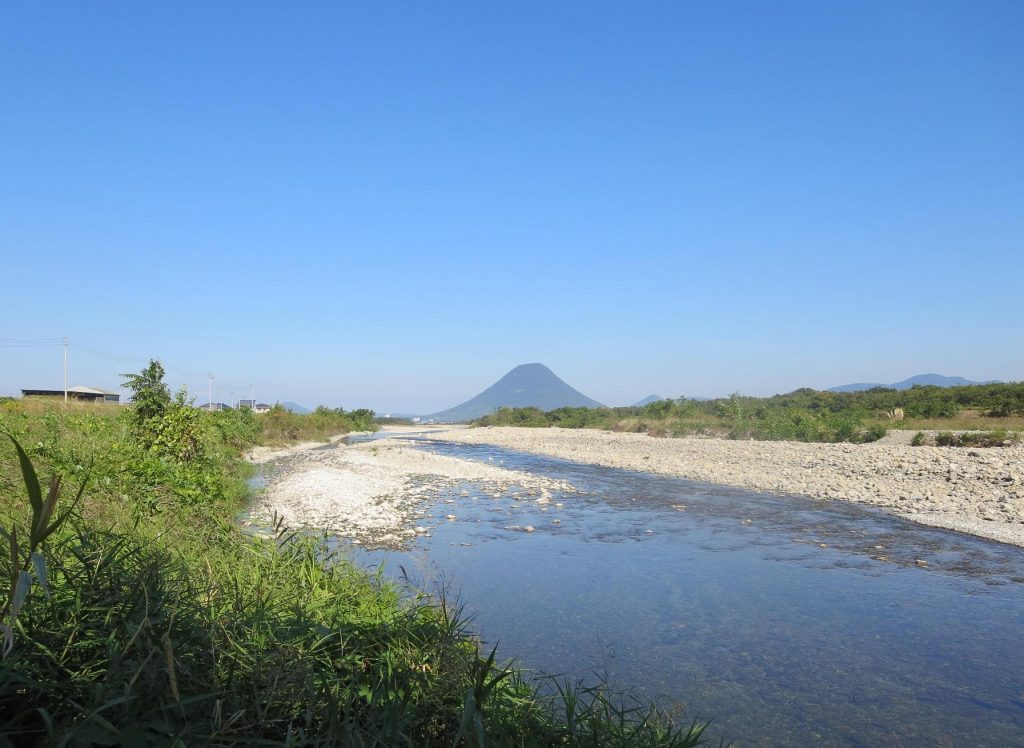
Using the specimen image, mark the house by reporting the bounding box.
[21,386,121,404]
[253,403,272,414]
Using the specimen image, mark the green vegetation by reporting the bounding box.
[0,365,709,746]
[260,404,376,446]
[476,382,1024,444]
[933,430,1019,448]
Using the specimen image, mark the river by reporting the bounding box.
[257,433,1024,746]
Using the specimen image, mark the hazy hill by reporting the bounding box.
[829,374,999,393]
[280,401,311,414]
[632,394,665,407]
[426,363,604,422]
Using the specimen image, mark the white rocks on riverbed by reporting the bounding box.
[428,427,1024,547]
[246,437,574,548]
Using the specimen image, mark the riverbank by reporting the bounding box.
[0,400,705,745]
[425,427,1024,547]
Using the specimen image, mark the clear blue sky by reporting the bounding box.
[2,1,1021,412]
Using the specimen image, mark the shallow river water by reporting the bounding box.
[288,435,1024,746]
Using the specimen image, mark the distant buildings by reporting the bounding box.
[196,401,273,413]
[18,387,272,413]
[21,386,120,404]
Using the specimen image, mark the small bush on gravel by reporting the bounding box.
[934,430,1019,448]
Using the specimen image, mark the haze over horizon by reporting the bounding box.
[2,3,1021,413]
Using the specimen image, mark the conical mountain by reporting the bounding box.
[426,363,604,422]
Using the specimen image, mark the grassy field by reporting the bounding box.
[0,392,708,746]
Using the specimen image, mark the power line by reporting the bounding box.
[0,338,64,348]
[67,341,150,365]
[4,337,260,397]
[0,337,63,343]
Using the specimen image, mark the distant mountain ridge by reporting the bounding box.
[828,374,1000,393]
[426,363,604,422]
[632,394,664,407]
[280,401,311,414]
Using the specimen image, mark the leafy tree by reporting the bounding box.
[121,360,204,458]
[122,360,171,425]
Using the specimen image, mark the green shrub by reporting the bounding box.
[121,360,173,449]
[859,424,888,443]
[911,431,927,446]
[929,431,1016,447]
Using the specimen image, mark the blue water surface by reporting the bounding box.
[314,435,1024,746]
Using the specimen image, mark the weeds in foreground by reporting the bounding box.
[0,435,87,658]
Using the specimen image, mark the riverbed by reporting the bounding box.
[246,432,1024,746]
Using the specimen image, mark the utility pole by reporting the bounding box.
[63,336,68,402]
[208,373,214,411]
